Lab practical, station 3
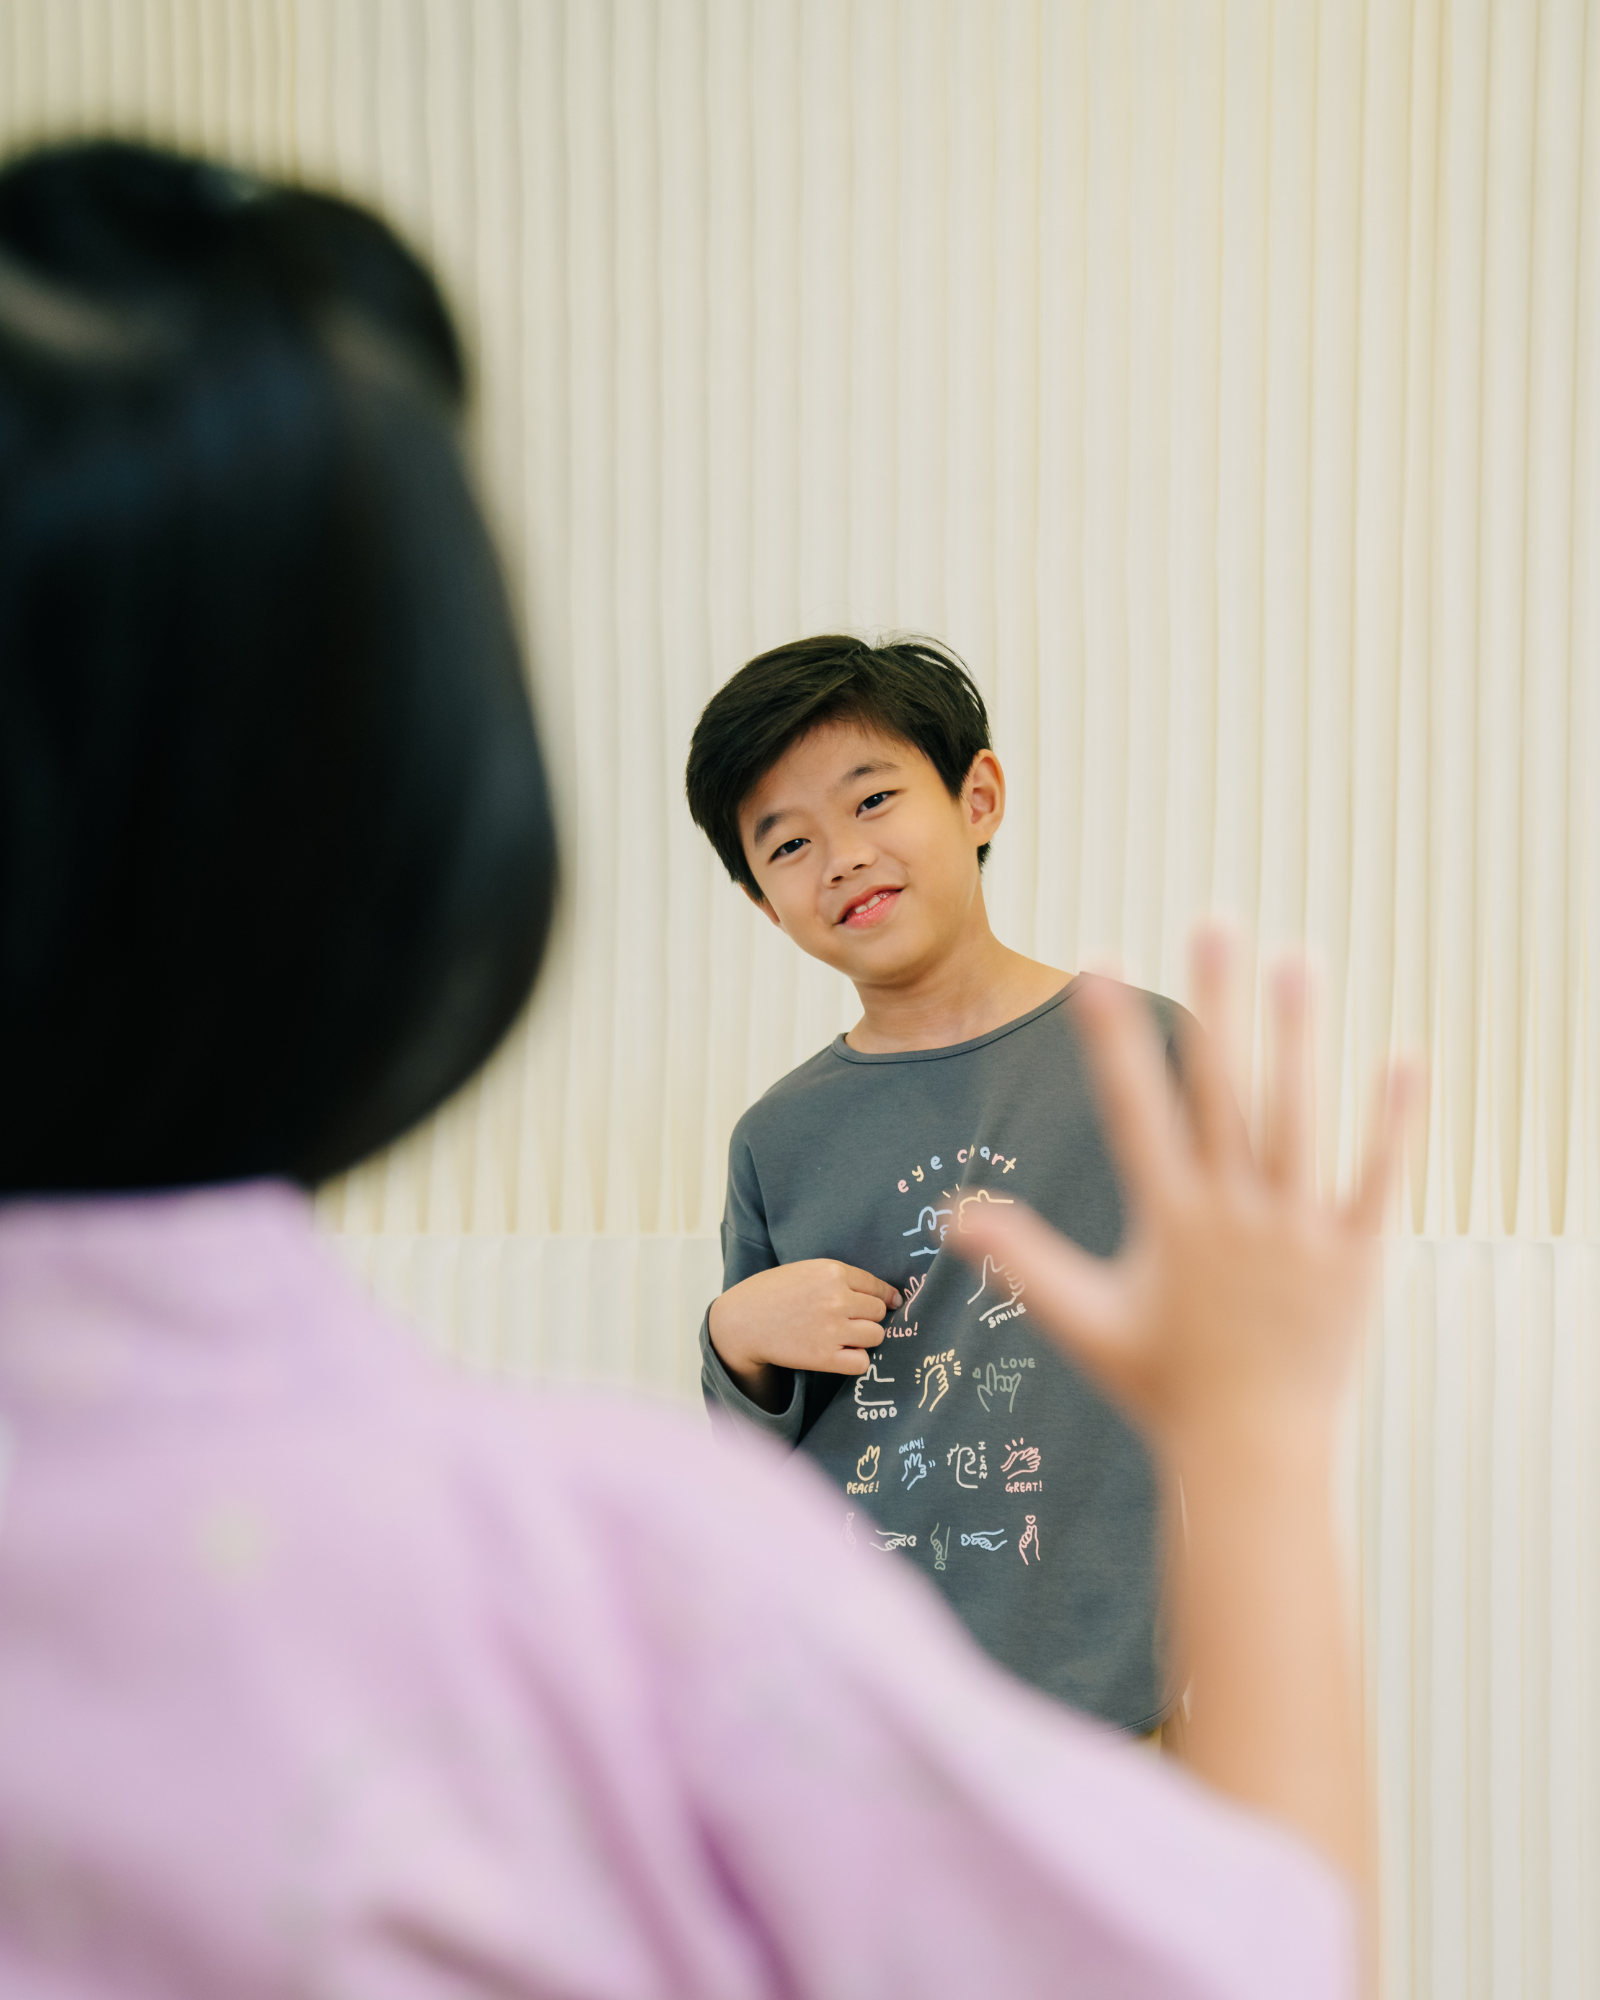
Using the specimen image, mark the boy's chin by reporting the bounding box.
[827,932,933,986]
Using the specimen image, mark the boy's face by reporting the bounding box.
[738,721,1004,985]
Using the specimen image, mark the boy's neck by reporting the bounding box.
[844,915,1072,1054]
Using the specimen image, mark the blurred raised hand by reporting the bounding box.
[957,924,1417,1902]
[956,929,1413,1462]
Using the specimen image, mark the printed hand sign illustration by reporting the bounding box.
[900,1449,929,1490]
[853,1358,898,1421]
[1019,1515,1041,1565]
[1000,1439,1040,1476]
[946,1442,988,1489]
[955,1187,1015,1231]
[914,1348,960,1413]
[930,1524,950,1571]
[885,1271,927,1335]
[974,1362,1023,1415]
[856,1445,881,1482]
[902,1203,954,1258]
[871,1528,918,1554]
[964,1252,1027,1326]
[960,1529,1008,1551]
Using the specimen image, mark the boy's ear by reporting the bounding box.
[963,749,1006,843]
[743,882,783,928]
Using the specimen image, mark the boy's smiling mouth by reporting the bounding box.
[837,886,902,929]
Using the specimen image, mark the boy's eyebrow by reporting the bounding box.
[751,806,792,849]
[749,760,902,852]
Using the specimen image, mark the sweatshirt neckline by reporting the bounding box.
[828,977,1081,1065]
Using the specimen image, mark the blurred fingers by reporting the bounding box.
[1345,1060,1421,1237]
[1072,974,1185,1212]
[955,1201,1130,1376]
[1182,924,1252,1174]
[1264,958,1312,1193]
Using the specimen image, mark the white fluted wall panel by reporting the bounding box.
[1362,1243,1600,2000]
[2,0,1589,1238]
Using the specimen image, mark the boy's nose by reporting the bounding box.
[826,846,874,883]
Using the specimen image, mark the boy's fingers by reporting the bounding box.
[844,1318,885,1347]
[1073,975,1183,1213]
[1345,1061,1420,1236]
[1264,959,1311,1193]
[1182,925,1252,1174]
[839,1266,901,1310]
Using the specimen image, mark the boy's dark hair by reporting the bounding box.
[0,139,555,1194]
[686,634,992,898]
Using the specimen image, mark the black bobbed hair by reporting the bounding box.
[0,140,556,1193]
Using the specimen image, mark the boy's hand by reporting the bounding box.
[709,1261,903,1414]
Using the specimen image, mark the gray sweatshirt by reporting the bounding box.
[700,979,1184,1731]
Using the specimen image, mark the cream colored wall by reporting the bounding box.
[2,5,1597,1996]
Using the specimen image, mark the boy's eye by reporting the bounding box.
[770,836,808,861]
[858,790,893,814]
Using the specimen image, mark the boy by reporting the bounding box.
[686,635,1185,1733]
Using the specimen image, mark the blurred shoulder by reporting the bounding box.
[435,1366,842,1564]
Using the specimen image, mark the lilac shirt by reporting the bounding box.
[0,1183,1351,1998]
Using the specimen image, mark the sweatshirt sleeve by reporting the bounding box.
[698,1127,807,1446]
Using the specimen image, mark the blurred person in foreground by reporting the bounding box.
[0,140,1406,1999]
